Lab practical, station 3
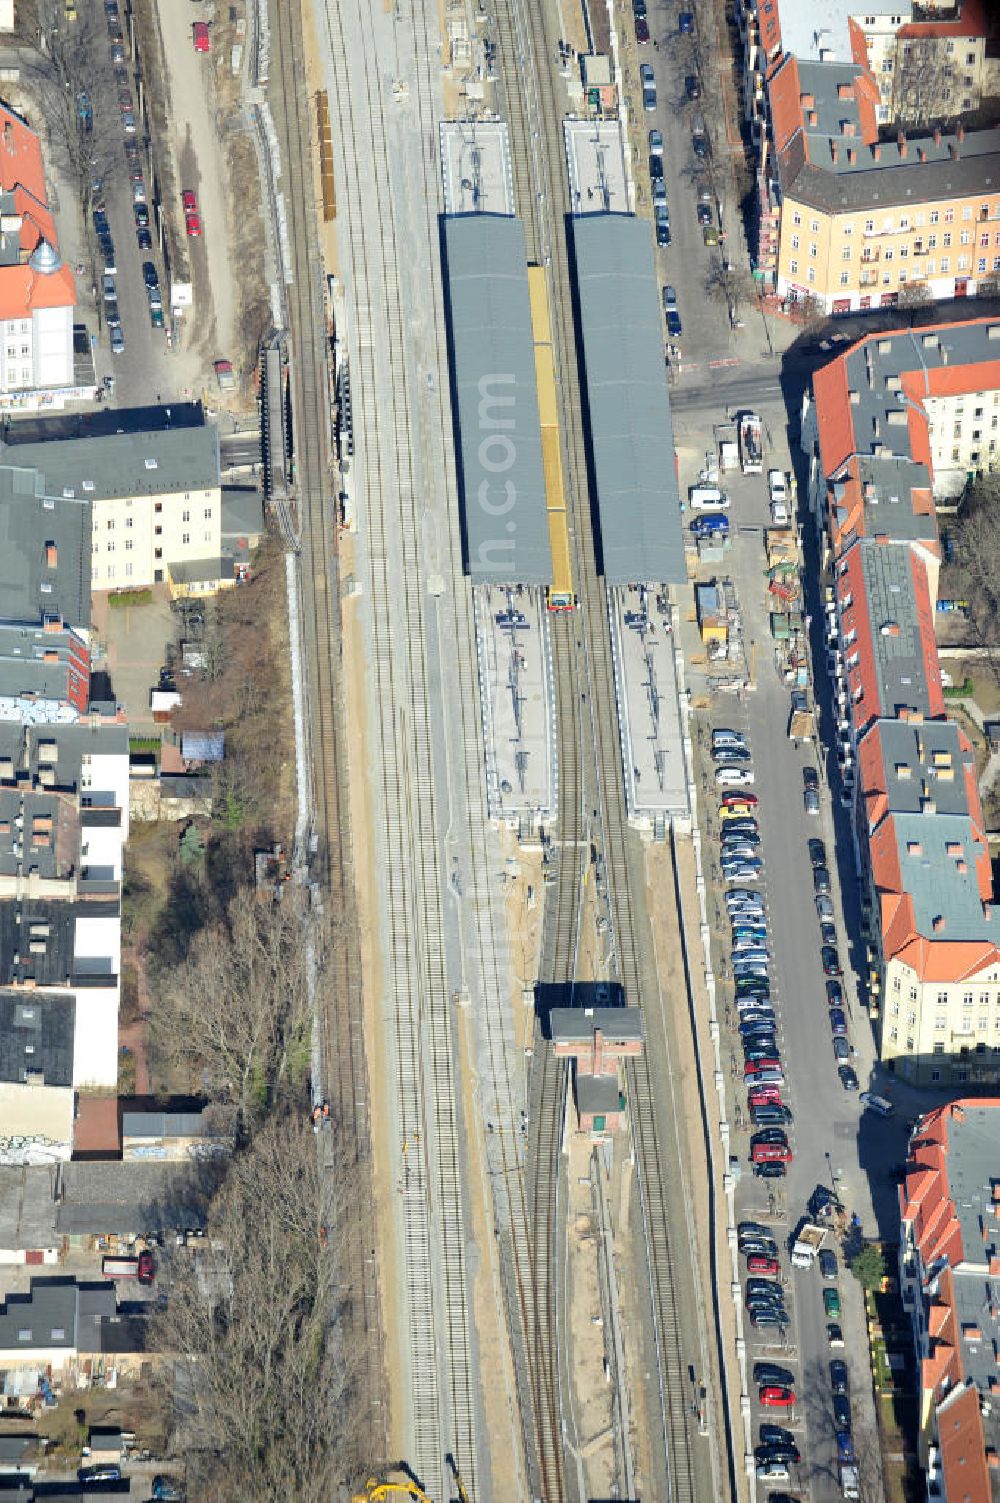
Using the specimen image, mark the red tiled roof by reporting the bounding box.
[0,262,75,320]
[937,1381,991,1503]
[899,0,987,39]
[0,104,46,207]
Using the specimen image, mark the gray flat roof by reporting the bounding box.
[0,421,220,503]
[0,466,89,630]
[576,1073,621,1114]
[876,719,974,820]
[858,541,935,720]
[890,810,1000,945]
[441,215,552,586]
[786,128,1000,214]
[550,1006,643,1043]
[0,992,74,1087]
[777,0,907,61]
[571,215,683,585]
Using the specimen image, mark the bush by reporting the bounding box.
[109,588,153,608]
[128,736,161,756]
[943,678,974,698]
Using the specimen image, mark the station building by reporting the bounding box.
[802,318,1000,1084]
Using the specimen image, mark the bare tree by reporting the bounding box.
[892,39,960,127]
[898,280,935,322]
[705,261,758,321]
[945,476,1000,681]
[152,1115,366,1501]
[150,888,320,1126]
[21,0,123,232]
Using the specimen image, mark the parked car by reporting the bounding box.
[759,1386,795,1409]
[803,767,819,792]
[838,1064,860,1090]
[826,979,843,1006]
[650,155,665,184]
[716,766,755,786]
[822,946,843,977]
[808,838,826,867]
[755,1363,795,1388]
[635,16,650,41]
[829,1008,848,1037]
[754,1162,787,1179]
[746,1255,780,1276]
[193,19,210,50]
[182,188,202,235]
[137,226,153,250]
[830,1360,850,1395]
[655,206,670,246]
[833,1036,850,1061]
[804,787,820,815]
[649,128,663,154]
[152,1480,186,1503]
[860,1091,895,1118]
[819,1250,838,1280]
[813,866,831,895]
[142,261,159,288]
[666,309,682,337]
[833,1394,852,1430]
[134,203,150,228]
[827,1323,845,1348]
[685,74,702,99]
[80,1466,123,1486]
[110,326,125,355]
[823,1288,842,1320]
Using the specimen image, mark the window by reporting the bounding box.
[930,210,939,225]
[154,502,162,514]
[980,993,989,1007]
[962,205,973,221]
[864,219,875,233]
[107,541,114,553]
[906,1011,916,1027]
[927,259,936,274]
[182,509,190,522]
[204,507,213,520]
[890,1027,898,1041]
[945,208,955,224]
[981,233,990,248]
[810,242,817,258]
[843,224,853,236]
[840,271,850,286]
[943,232,952,248]
[931,1067,942,1080]
[885,247,893,261]
[958,255,968,271]
[810,219,819,232]
[125,563,133,579]
[125,540,133,552]
[960,230,972,245]
[937,991,948,1005]
[978,258,987,273]
[793,212,802,227]
[994,256,1000,271]
[935,1016,946,1031]
[964,992,974,1006]
[899,245,908,258]
[941,256,950,272]
[790,260,798,274]
[968,51,977,65]
[808,267,815,284]
[909,986,917,1000]
[928,234,937,249]
[181,532,190,545]
[154,547,163,560]
[106,519,113,530]
[952,446,961,461]
[204,530,212,542]
[898,269,907,284]
[842,247,852,262]
[893,976,901,993]
[915,213,925,228]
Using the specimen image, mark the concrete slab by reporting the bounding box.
[439,120,515,217]
[474,585,555,826]
[91,586,177,734]
[563,119,629,216]
[608,584,689,825]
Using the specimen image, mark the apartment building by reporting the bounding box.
[0,102,78,405]
[735,0,1000,311]
[0,405,234,594]
[803,318,1000,1084]
[898,1099,1000,1503]
[850,0,992,126]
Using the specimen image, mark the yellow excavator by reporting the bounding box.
[352,1457,471,1503]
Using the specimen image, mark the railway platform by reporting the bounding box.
[474,584,556,828]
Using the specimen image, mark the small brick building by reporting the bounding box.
[550,1006,643,1135]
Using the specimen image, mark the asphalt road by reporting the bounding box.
[689,446,917,1499]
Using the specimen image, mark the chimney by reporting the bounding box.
[592,1026,604,1077]
[831,141,839,163]
[918,146,927,163]
[809,110,819,126]
[933,126,942,145]
[841,119,856,137]
[897,130,907,158]
[838,82,853,99]
[800,92,815,109]
[44,542,57,569]
[873,143,881,160]
[933,915,946,932]
[957,123,965,143]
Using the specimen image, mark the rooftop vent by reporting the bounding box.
[933,915,946,932]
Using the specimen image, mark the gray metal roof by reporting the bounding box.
[571,215,683,585]
[121,1109,213,1139]
[875,719,974,820]
[890,810,1000,945]
[0,466,89,630]
[441,215,552,586]
[785,127,1000,214]
[575,1073,621,1114]
[0,622,87,706]
[0,421,220,504]
[550,1006,644,1043]
[221,486,264,539]
[53,1158,227,1236]
[857,541,936,721]
[0,992,74,1087]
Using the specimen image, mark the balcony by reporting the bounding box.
[860,248,881,264]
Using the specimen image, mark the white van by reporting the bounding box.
[689,486,729,511]
[860,1092,894,1118]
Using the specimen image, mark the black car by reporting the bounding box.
[760,1423,796,1447]
[635,16,650,41]
[826,979,843,1006]
[93,208,109,237]
[633,0,647,14]
[830,1359,850,1395]
[833,1393,852,1430]
[822,946,843,977]
[751,1129,788,1148]
[820,922,838,947]
[685,74,702,99]
[666,309,682,337]
[142,261,159,288]
[134,202,150,228]
[696,203,713,226]
[754,1161,786,1179]
[813,865,831,895]
[751,1104,793,1126]
[755,1443,801,1465]
[755,1362,795,1388]
[650,153,665,183]
[838,1064,859,1090]
[804,766,819,791]
[137,226,153,250]
[808,838,826,867]
[656,216,671,247]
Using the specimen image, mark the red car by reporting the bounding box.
[759,1385,795,1408]
[722,790,759,807]
[748,1086,782,1106]
[752,1143,793,1164]
[181,189,197,212]
[185,212,202,237]
[193,20,210,51]
[746,1255,780,1276]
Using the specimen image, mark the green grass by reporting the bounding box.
[109,588,153,608]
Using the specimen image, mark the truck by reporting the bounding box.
[718,428,739,473]
[102,1251,155,1284]
[739,411,763,474]
[790,1220,827,1268]
[840,1463,860,1499]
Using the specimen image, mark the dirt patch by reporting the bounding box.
[566,1135,616,1500]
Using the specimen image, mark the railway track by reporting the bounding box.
[267,0,384,1466]
[319,0,480,1494]
[490,1,711,1500]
